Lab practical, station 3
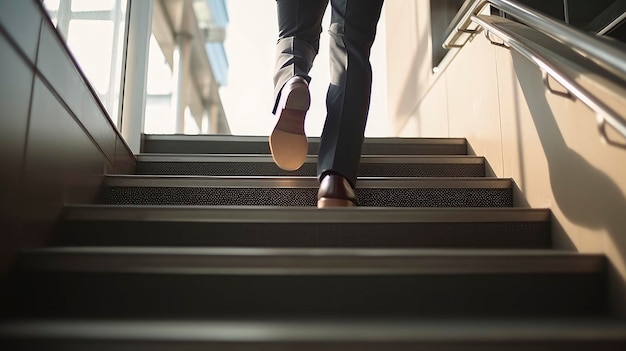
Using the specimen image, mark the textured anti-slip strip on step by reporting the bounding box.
[10,249,606,318]
[136,155,486,177]
[101,176,513,207]
[2,318,626,351]
[60,206,551,248]
[141,135,468,155]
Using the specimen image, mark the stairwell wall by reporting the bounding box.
[386,1,626,315]
[0,0,135,275]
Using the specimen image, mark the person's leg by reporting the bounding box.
[317,0,384,193]
[271,0,328,171]
[272,0,329,113]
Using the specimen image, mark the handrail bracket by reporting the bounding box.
[484,30,509,49]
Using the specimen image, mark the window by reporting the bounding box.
[430,0,465,68]
[42,0,129,127]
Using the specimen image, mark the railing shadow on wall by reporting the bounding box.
[441,0,626,314]
[512,51,626,315]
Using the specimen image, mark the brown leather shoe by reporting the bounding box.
[317,174,358,208]
[269,76,310,171]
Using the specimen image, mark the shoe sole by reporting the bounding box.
[270,81,310,171]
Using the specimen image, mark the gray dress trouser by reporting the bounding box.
[273,0,384,187]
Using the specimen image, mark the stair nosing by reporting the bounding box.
[3,318,625,342]
[142,134,469,145]
[136,154,485,165]
[103,176,512,189]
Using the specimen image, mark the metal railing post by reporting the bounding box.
[121,0,153,154]
[172,33,192,134]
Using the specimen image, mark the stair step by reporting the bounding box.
[2,318,626,350]
[136,154,486,177]
[141,135,468,155]
[59,206,551,248]
[16,247,603,273]
[9,248,606,318]
[101,176,513,207]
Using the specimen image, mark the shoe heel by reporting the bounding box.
[285,83,310,110]
[317,198,357,209]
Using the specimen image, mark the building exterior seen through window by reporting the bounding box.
[41,0,230,135]
[145,0,229,134]
[42,0,128,127]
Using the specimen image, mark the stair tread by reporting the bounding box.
[102,177,513,207]
[137,154,485,163]
[59,206,551,249]
[140,135,468,155]
[3,318,626,341]
[18,247,603,274]
[63,205,549,222]
[136,154,487,177]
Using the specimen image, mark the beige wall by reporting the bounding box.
[386,1,626,314]
[0,0,135,274]
[385,0,436,135]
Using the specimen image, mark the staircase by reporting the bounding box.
[2,134,625,349]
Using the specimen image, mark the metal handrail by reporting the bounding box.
[597,11,626,35]
[474,15,626,147]
[443,0,626,146]
[445,0,626,80]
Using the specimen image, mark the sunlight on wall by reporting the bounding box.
[221,1,389,136]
